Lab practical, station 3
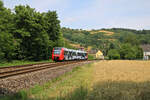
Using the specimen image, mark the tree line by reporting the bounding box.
[0,1,64,62]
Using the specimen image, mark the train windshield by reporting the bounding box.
[54,50,60,54]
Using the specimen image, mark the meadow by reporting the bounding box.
[1,60,150,100]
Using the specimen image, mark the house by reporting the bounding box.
[88,49,97,54]
[140,45,150,60]
[96,50,104,59]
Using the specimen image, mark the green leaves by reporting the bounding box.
[108,49,120,60]
[108,43,143,60]
[0,1,63,61]
[13,5,62,61]
[0,32,17,61]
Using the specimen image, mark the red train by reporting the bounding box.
[52,47,88,61]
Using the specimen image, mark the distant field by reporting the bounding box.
[1,60,150,100]
[90,30,114,36]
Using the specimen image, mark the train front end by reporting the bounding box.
[52,47,64,61]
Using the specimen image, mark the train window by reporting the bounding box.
[74,53,76,56]
[82,53,85,57]
[72,52,76,56]
[78,53,82,56]
[82,53,84,57]
[54,50,60,54]
[64,51,68,55]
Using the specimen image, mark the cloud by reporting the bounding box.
[3,0,70,12]
[63,17,77,23]
[110,16,150,29]
[3,0,30,9]
[2,0,150,29]
[60,0,150,29]
[29,0,69,12]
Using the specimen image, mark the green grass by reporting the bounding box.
[88,54,95,60]
[2,81,150,100]
[0,60,54,67]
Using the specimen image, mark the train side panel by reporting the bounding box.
[52,47,88,61]
[59,48,64,61]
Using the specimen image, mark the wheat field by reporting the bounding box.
[93,60,150,83]
[87,60,150,100]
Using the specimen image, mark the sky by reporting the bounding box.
[2,0,150,30]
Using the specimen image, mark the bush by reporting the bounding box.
[108,49,120,60]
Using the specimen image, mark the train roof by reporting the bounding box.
[54,47,87,53]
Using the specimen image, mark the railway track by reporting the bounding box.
[0,60,89,79]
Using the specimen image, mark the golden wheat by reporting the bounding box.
[93,60,150,83]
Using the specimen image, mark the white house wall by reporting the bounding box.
[144,52,150,60]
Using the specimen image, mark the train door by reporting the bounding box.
[64,50,69,60]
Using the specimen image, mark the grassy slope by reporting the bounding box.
[1,60,150,100]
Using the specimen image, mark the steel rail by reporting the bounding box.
[0,60,88,79]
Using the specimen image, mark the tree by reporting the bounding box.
[14,5,63,61]
[0,32,17,61]
[123,33,139,45]
[124,48,136,60]
[0,0,17,61]
[120,43,138,60]
[108,49,120,59]
[135,46,143,59]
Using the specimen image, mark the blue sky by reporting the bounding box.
[2,0,150,30]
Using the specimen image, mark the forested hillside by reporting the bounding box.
[0,1,63,61]
[62,27,150,59]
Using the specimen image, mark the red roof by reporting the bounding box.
[141,45,150,52]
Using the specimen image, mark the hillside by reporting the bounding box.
[62,27,150,57]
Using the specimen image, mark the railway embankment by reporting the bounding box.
[0,60,94,96]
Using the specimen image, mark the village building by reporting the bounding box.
[141,45,150,60]
[96,50,104,59]
[88,49,104,60]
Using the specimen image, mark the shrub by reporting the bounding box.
[108,49,120,60]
